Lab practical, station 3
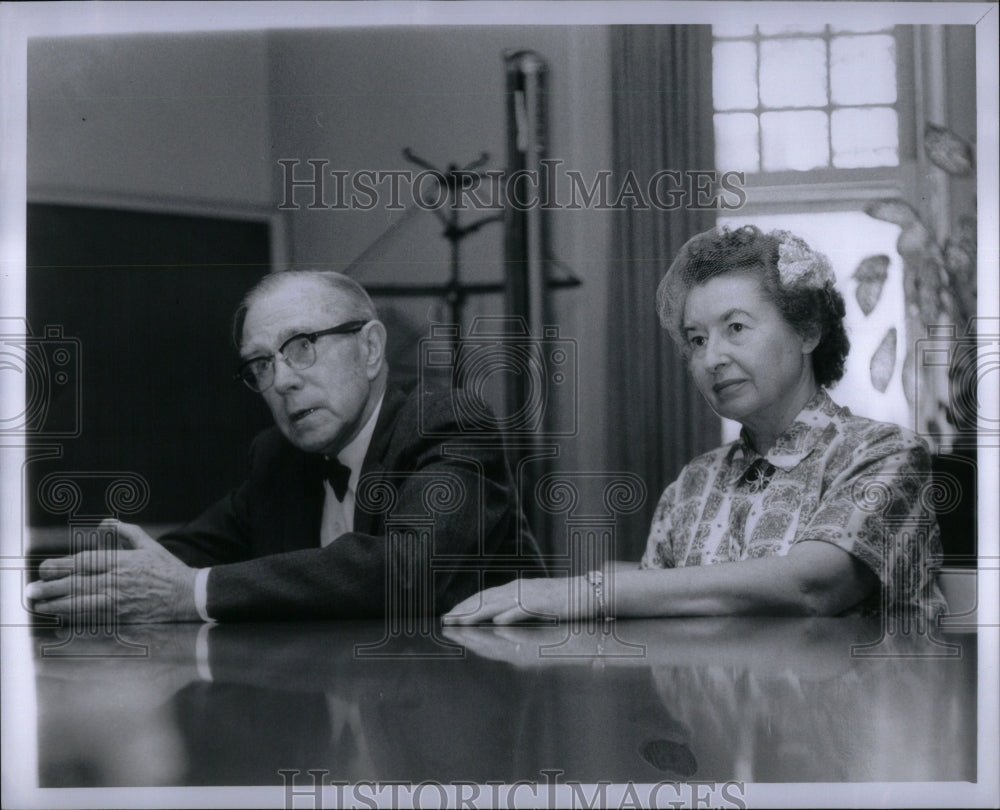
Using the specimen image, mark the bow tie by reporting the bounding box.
[323,457,352,501]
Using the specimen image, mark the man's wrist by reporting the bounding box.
[193,567,213,622]
[195,623,214,681]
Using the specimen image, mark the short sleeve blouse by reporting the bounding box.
[640,389,948,618]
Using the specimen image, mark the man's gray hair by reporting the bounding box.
[232,270,378,348]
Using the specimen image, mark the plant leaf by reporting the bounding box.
[896,219,936,260]
[943,240,973,276]
[852,254,890,284]
[864,198,919,226]
[870,327,897,393]
[943,239,977,325]
[956,215,977,249]
[924,123,975,176]
[852,255,889,316]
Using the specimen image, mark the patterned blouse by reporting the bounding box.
[640,389,947,618]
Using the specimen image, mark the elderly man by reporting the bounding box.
[28,271,544,622]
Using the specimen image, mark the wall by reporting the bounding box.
[25,26,616,523]
[267,25,614,476]
[28,31,272,207]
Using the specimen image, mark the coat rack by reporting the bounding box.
[346,146,579,334]
[346,51,576,544]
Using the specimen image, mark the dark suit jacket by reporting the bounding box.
[159,386,545,620]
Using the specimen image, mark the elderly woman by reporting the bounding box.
[443,225,947,624]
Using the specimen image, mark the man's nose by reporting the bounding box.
[272,355,303,393]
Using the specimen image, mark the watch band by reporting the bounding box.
[585,569,608,621]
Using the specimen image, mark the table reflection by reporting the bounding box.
[32,617,975,787]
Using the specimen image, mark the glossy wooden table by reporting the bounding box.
[25,615,977,794]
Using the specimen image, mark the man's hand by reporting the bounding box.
[26,520,200,624]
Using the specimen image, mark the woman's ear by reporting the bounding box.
[801,326,821,356]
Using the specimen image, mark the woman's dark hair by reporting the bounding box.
[655,225,850,388]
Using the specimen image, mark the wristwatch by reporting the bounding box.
[585,569,608,621]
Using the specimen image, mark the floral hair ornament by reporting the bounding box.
[773,230,836,289]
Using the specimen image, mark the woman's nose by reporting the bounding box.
[702,334,730,371]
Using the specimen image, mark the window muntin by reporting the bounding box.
[713,25,900,174]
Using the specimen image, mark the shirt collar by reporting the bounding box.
[332,391,384,482]
[731,388,839,472]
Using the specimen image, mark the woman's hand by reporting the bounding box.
[442,576,593,625]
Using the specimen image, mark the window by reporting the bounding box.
[712,23,918,436]
[713,22,901,174]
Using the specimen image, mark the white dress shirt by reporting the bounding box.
[319,393,383,546]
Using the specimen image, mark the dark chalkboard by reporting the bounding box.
[26,202,275,527]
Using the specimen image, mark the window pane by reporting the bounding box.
[831,107,899,167]
[761,110,829,170]
[713,42,758,110]
[715,113,760,173]
[760,38,827,108]
[831,35,897,105]
[713,22,757,38]
[831,21,894,34]
[758,23,826,36]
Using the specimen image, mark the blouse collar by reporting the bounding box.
[730,388,842,472]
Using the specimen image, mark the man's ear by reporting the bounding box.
[360,320,388,379]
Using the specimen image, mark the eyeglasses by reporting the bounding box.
[235,320,369,392]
